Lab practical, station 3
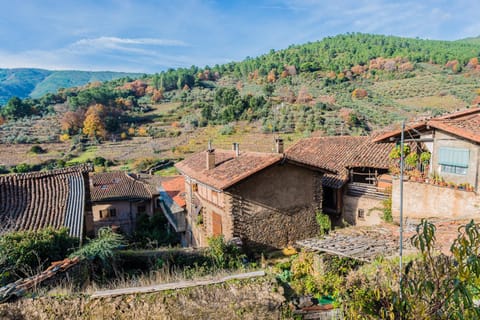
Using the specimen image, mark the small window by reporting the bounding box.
[99,208,116,219]
[358,209,365,220]
[192,183,198,192]
[438,147,469,175]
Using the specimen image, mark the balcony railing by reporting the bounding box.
[347,182,390,200]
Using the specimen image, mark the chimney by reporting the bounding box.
[206,141,215,170]
[232,142,240,157]
[275,138,284,154]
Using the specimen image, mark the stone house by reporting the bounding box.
[373,107,480,220]
[285,136,394,226]
[0,164,92,239]
[175,141,330,250]
[88,172,159,235]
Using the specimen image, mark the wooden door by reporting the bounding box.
[212,211,222,236]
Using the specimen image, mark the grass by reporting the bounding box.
[66,146,98,165]
[396,95,467,110]
[154,166,178,176]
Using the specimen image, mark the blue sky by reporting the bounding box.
[0,0,479,73]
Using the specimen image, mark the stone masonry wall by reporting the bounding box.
[228,162,323,250]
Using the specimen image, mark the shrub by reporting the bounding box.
[206,235,245,269]
[342,220,480,319]
[316,210,331,236]
[405,152,419,167]
[133,213,179,248]
[29,145,46,154]
[388,145,410,160]
[219,123,235,135]
[70,227,124,266]
[12,163,34,173]
[0,227,78,284]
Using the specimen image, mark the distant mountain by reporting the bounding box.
[457,35,480,44]
[0,68,142,105]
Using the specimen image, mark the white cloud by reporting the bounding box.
[72,37,188,48]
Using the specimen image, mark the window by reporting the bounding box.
[358,209,365,220]
[438,147,469,175]
[192,183,198,192]
[137,205,146,214]
[99,208,116,219]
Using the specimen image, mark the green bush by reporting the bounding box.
[405,152,419,167]
[133,213,179,248]
[316,210,331,236]
[382,196,393,223]
[29,145,46,154]
[70,227,124,266]
[206,235,245,269]
[342,220,480,319]
[0,227,78,284]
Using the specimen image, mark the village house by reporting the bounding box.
[374,107,480,220]
[88,172,160,235]
[0,164,92,239]
[285,136,395,226]
[175,140,331,251]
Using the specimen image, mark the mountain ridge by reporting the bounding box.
[0,68,142,105]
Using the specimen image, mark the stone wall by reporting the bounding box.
[343,194,384,226]
[228,163,323,250]
[392,179,480,220]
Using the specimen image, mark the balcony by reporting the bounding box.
[158,192,186,232]
[347,182,390,200]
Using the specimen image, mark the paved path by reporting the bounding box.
[91,270,265,298]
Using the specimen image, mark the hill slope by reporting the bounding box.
[0,68,141,105]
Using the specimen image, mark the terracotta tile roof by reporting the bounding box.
[286,136,394,188]
[0,164,92,238]
[90,172,154,202]
[160,176,186,207]
[428,112,480,144]
[175,150,283,190]
[373,107,480,143]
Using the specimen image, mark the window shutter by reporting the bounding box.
[438,147,469,168]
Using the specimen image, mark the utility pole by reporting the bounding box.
[399,120,405,302]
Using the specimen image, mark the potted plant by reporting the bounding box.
[420,151,431,171]
[458,183,466,190]
[405,152,419,170]
[439,178,447,187]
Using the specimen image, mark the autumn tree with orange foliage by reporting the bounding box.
[120,80,147,97]
[60,109,85,133]
[82,104,106,139]
[267,69,277,83]
[467,57,479,69]
[352,88,368,99]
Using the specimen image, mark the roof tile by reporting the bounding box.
[90,172,153,202]
[175,150,283,190]
[286,136,394,188]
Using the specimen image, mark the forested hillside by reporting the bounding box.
[2,33,480,170]
[0,69,141,105]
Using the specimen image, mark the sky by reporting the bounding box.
[0,0,479,73]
